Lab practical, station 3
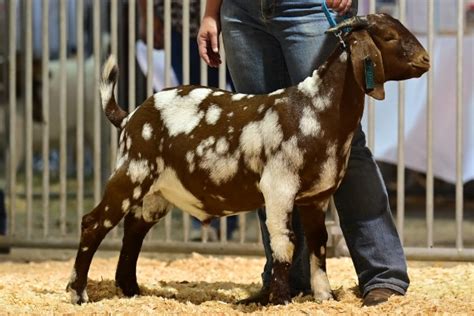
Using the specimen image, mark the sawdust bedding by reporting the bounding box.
[0,253,472,315]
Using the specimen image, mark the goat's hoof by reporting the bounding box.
[67,283,89,305]
[116,280,140,297]
[269,292,291,305]
[314,290,333,302]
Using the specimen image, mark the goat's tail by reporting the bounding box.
[100,55,128,128]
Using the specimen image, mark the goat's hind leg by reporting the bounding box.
[115,195,171,297]
[298,200,333,301]
[67,170,148,304]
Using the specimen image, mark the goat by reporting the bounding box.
[67,14,429,305]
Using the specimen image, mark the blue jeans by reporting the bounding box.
[221,0,409,297]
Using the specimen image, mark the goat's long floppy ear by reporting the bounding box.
[349,30,385,100]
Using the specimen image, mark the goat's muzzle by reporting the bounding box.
[409,53,430,72]
[408,53,430,76]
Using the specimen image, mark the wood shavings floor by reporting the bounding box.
[0,252,472,315]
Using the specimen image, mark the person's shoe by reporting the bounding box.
[237,287,270,305]
[362,288,401,306]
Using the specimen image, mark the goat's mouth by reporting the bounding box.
[409,62,430,71]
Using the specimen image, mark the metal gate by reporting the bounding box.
[0,0,473,261]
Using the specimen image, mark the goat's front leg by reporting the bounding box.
[260,169,299,305]
[299,200,333,301]
[115,196,171,297]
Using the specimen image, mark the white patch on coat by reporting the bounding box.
[116,152,129,170]
[196,136,215,157]
[320,246,326,256]
[105,205,109,212]
[211,194,226,202]
[154,88,211,136]
[126,136,132,150]
[231,93,246,101]
[227,112,234,118]
[122,198,131,212]
[310,254,332,301]
[313,95,331,111]
[199,145,241,185]
[156,157,165,173]
[299,106,321,137]
[155,168,209,221]
[186,151,196,173]
[103,219,112,228]
[257,104,265,113]
[228,126,234,134]
[215,137,229,155]
[213,91,225,96]
[269,88,285,96]
[127,159,150,183]
[259,157,300,263]
[339,51,348,63]
[133,186,142,199]
[298,71,322,97]
[142,123,153,140]
[239,110,283,173]
[81,247,89,252]
[274,97,289,106]
[205,104,222,125]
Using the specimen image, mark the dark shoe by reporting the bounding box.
[237,287,270,305]
[362,288,401,306]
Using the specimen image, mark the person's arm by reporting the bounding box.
[197,0,222,67]
[326,0,352,15]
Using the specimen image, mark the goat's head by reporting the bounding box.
[329,13,430,100]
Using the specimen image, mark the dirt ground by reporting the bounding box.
[0,250,473,315]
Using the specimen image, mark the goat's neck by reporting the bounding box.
[301,46,366,134]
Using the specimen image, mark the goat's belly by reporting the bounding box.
[156,168,260,221]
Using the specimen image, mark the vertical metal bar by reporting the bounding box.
[8,0,16,236]
[426,0,434,248]
[128,0,136,111]
[110,0,119,240]
[220,217,227,243]
[165,211,172,241]
[455,0,464,250]
[199,0,208,86]
[182,0,191,242]
[25,0,33,239]
[183,213,190,242]
[146,0,153,96]
[239,214,245,243]
[257,212,262,244]
[42,0,51,238]
[93,0,101,204]
[76,0,84,238]
[396,0,406,244]
[164,0,171,87]
[202,224,209,243]
[164,0,172,241]
[218,35,226,90]
[366,0,376,151]
[59,0,67,236]
[182,0,190,84]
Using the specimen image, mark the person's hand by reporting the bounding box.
[197,15,222,67]
[325,0,352,16]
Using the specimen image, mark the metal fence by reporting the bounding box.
[0,0,473,261]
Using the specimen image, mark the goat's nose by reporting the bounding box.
[419,53,430,65]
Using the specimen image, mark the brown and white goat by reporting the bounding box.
[67,14,429,305]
